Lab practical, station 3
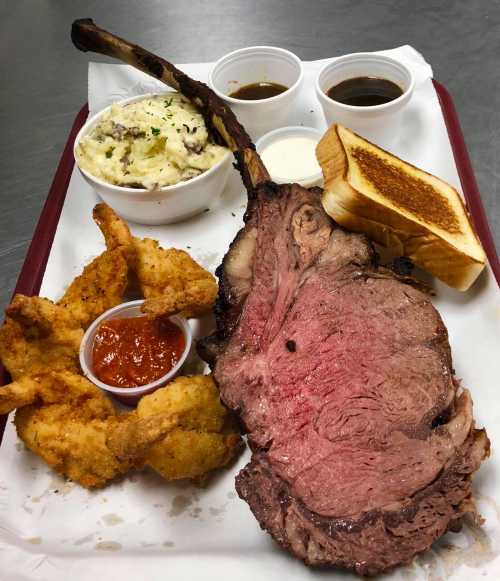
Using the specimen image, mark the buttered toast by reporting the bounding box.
[316,124,486,290]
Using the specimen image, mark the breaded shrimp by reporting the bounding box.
[137,375,241,480]
[0,295,83,380]
[0,371,130,487]
[92,203,218,318]
[92,203,134,250]
[57,248,129,329]
[0,372,241,488]
[133,239,218,318]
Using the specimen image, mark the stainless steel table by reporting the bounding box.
[1,0,498,311]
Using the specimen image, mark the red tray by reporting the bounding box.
[1,82,499,443]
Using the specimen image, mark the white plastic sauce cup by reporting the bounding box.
[255,126,323,188]
[79,300,192,405]
[315,53,415,149]
[209,46,304,140]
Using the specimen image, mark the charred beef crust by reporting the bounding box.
[197,181,283,362]
[390,256,415,277]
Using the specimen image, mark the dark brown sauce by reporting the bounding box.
[327,77,403,106]
[229,82,288,100]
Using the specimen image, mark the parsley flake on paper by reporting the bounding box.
[151,127,161,136]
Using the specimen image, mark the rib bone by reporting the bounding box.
[71,19,270,191]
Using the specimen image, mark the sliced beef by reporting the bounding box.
[201,181,490,576]
[237,425,488,576]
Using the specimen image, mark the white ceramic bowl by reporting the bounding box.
[73,93,232,225]
[209,46,304,139]
[315,53,415,148]
[255,126,323,188]
[79,300,192,405]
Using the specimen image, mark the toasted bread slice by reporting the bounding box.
[316,124,486,290]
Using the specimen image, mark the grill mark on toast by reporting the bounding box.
[351,147,461,233]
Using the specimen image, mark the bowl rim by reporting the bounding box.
[79,299,193,396]
[73,92,232,194]
[209,45,304,106]
[255,125,323,183]
[315,52,415,113]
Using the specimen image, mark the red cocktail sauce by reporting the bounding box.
[92,316,185,388]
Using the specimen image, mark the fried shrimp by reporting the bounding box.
[0,371,130,487]
[133,239,218,318]
[0,295,83,380]
[0,246,128,379]
[0,372,241,488]
[57,248,129,329]
[92,203,218,318]
[0,204,238,489]
[92,203,133,250]
[137,375,242,481]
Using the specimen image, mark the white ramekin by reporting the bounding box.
[255,126,323,188]
[209,46,304,139]
[315,53,415,148]
[79,300,192,405]
[74,93,232,226]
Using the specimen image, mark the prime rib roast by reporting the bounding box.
[72,20,490,576]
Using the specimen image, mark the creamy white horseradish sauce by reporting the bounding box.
[260,136,321,182]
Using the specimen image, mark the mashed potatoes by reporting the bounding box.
[76,94,229,190]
